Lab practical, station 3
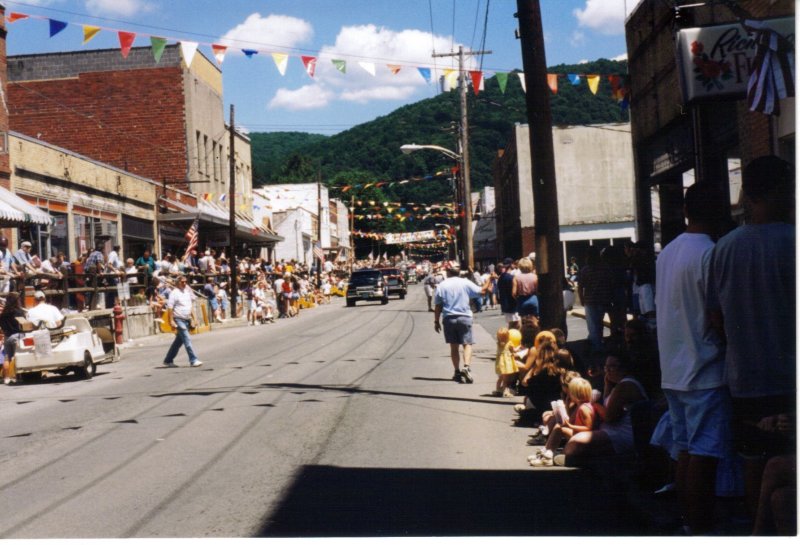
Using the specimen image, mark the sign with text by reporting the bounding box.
[383,230,437,245]
[676,17,794,104]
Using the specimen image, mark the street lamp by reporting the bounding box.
[400,143,474,269]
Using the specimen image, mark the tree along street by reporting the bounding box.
[0,286,643,537]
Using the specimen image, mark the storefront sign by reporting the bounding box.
[676,17,794,104]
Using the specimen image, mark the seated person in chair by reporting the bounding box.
[27,290,65,329]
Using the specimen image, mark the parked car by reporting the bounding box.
[378,268,407,299]
[406,269,418,284]
[13,315,119,381]
[346,269,389,307]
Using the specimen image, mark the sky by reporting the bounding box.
[3,0,637,135]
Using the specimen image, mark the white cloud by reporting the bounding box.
[269,84,333,111]
[573,0,636,36]
[578,59,590,64]
[85,0,154,17]
[570,31,586,47]
[340,86,418,103]
[220,13,313,52]
[612,53,628,61]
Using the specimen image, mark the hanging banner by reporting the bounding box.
[384,230,437,244]
[675,17,794,105]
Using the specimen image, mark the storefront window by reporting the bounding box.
[74,215,91,258]
[51,213,69,260]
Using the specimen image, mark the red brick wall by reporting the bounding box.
[8,67,187,183]
[521,226,536,257]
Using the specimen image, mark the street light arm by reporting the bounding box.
[400,143,461,161]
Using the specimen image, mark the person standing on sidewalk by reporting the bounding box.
[433,263,484,383]
[163,275,202,368]
[655,183,729,535]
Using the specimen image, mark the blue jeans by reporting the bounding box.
[164,317,198,364]
[584,303,607,350]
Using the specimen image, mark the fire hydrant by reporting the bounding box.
[113,303,125,345]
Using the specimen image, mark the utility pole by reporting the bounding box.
[432,45,490,271]
[516,0,565,331]
[349,194,355,272]
[316,168,322,287]
[228,104,238,318]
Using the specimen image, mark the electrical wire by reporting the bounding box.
[469,0,483,52]
[478,0,491,71]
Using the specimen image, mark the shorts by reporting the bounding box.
[442,315,474,345]
[209,298,219,311]
[503,312,520,323]
[731,394,796,458]
[637,283,655,314]
[664,387,731,459]
[248,300,257,311]
[424,285,434,297]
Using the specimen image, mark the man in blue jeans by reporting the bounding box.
[163,275,203,367]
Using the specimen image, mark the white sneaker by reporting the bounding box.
[514,403,526,414]
[3,377,10,385]
[190,360,203,367]
[530,450,554,466]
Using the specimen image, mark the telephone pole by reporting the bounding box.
[228,104,238,318]
[516,0,565,331]
[432,45,490,271]
[316,168,322,287]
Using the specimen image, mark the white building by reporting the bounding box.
[254,184,351,265]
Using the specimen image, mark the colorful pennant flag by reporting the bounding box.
[358,62,376,76]
[418,67,431,83]
[388,64,401,75]
[568,73,581,85]
[547,73,558,94]
[608,75,623,99]
[7,13,29,23]
[82,25,101,45]
[332,59,346,74]
[469,71,483,96]
[443,69,458,88]
[272,53,288,76]
[242,49,258,58]
[496,72,508,94]
[517,72,527,93]
[150,36,167,63]
[212,44,227,64]
[587,74,600,95]
[301,56,317,78]
[49,19,68,38]
[118,31,136,58]
[180,41,198,67]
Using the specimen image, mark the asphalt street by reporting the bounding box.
[0,285,648,538]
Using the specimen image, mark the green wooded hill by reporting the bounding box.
[251,59,628,234]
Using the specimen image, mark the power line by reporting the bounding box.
[478,0,491,71]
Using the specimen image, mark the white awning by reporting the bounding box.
[0,186,52,226]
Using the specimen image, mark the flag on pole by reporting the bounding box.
[313,241,325,262]
[182,218,199,262]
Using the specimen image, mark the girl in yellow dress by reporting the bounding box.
[494,327,520,398]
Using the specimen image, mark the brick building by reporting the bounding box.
[626,0,794,247]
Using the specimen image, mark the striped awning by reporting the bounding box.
[0,186,52,226]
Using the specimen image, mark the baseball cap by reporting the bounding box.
[34,290,46,299]
[21,241,32,247]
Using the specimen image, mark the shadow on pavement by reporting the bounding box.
[257,465,649,537]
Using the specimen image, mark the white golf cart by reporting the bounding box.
[13,315,119,381]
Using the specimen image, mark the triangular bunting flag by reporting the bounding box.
[547,73,558,94]
[358,62,376,76]
[418,67,431,83]
[272,53,288,76]
[219,193,227,202]
[212,44,227,64]
[82,25,100,44]
[180,41,198,67]
[150,37,167,63]
[388,64,401,75]
[496,72,508,94]
[301,56,317,78]
[587,74,600,95]
[568,73,581,85]
[118,31,136,58]
[469,70,483,96]
[242,49,258,58]
[49,19,68,38]
[7,13,29,23]
[443,69,458,88]
[332,59,346,74]
[517,72,527,93]
[609,75,624,100]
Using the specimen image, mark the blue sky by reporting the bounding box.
[4,0,635,134]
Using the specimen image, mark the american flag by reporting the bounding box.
[313,241,325,262]
[182,218,199,261]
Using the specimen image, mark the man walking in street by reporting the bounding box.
[655,184,729,535]
[433,262,483,383]
[163,275,203,368]
[422,266,442,312]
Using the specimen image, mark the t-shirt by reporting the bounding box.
[433,276,482,318]
[655,232,724,391]
[167,286,195,320]
[707,223,796,398]
[27,303,65,329]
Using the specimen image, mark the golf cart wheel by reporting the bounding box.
[75,352,96,380]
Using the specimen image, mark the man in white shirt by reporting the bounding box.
[163,276,202,367]
[656,184,728,535]
[27,291,65,329]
